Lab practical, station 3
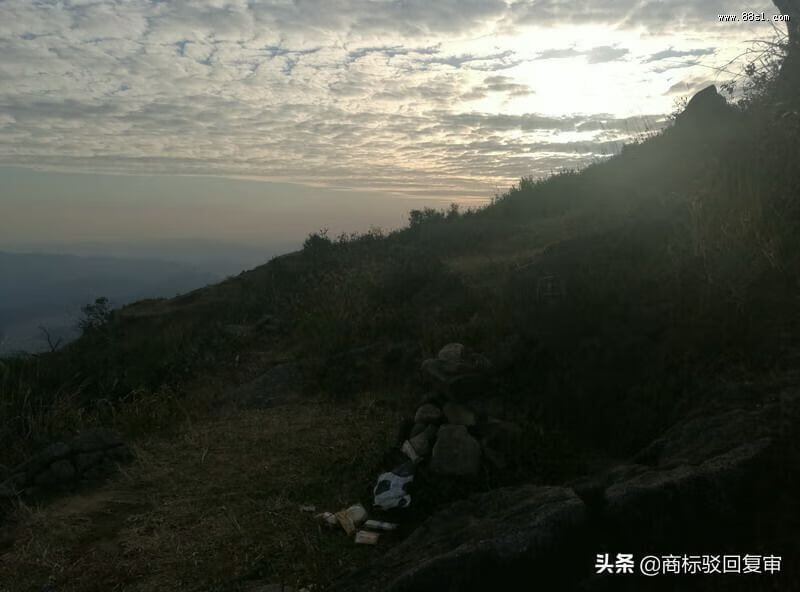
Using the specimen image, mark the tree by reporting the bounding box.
[38,326,62,352]
[79,297,112,335]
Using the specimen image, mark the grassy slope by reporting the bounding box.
[1,398,402,591]
[2,56,799,590]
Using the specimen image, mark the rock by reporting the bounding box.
[0,429,134,502]
[437,343,464,364]
[442,402,476,426]
[674,85,737,134]
[408,425,437,457]
[20,441,71,479]
[421,358,490,400]
[400,440,419,462]
[447,374,491,400]
[420,358,448,383]
[430,425,482,477]
[333,379,800,591]
[413,403,442,424]
[329,486,586,591]
[409,422,427,438]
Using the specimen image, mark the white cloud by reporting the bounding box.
[0,0,783,200]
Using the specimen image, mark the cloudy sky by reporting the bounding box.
[0,0,781,251]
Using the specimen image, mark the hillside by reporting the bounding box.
[1,13,799,592]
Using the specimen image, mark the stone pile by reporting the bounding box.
[334,377,800,591]
[372,343,522,509]
[0,428,134,499]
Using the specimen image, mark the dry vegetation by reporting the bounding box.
[1,396,402,592]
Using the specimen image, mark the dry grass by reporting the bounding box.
[0,396,403,592]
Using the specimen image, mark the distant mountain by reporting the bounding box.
[0,251,221,354]
[1,238,292,278]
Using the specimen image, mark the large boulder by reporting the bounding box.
[437,343,465,366]
[442,402,477,426]
[0,428,133,501]
[329,486,586,592]
[429,425,482,477]
[674,85,736,133]
[333,377,800,591]
[414,403,443,424]
[421,344,494,400]
[479,420,523,469]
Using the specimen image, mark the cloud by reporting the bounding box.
[586,45,630,63]
[535,45,629,63]
[536,47,583,60]
[646,47,716,62]
[485,76,533,95]
[419,50,522,71]
[0,0,776,201]
[505,0,774,33]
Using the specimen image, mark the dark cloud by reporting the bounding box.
[507,0,773,30]
[587,45,630,63]
[483,75,533,96]
[0,0,771,200]
[536,45,629,63]
[419,50,521,71]
[646,47,716,62]
[536,47,583,59]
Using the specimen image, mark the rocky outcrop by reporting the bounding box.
[0,428,133,500]
[674,85,735,128]
[330,486,586,592]
[391,344,523,479]
[333,378,800,591]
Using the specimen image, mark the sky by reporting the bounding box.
[0,0,782,253]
